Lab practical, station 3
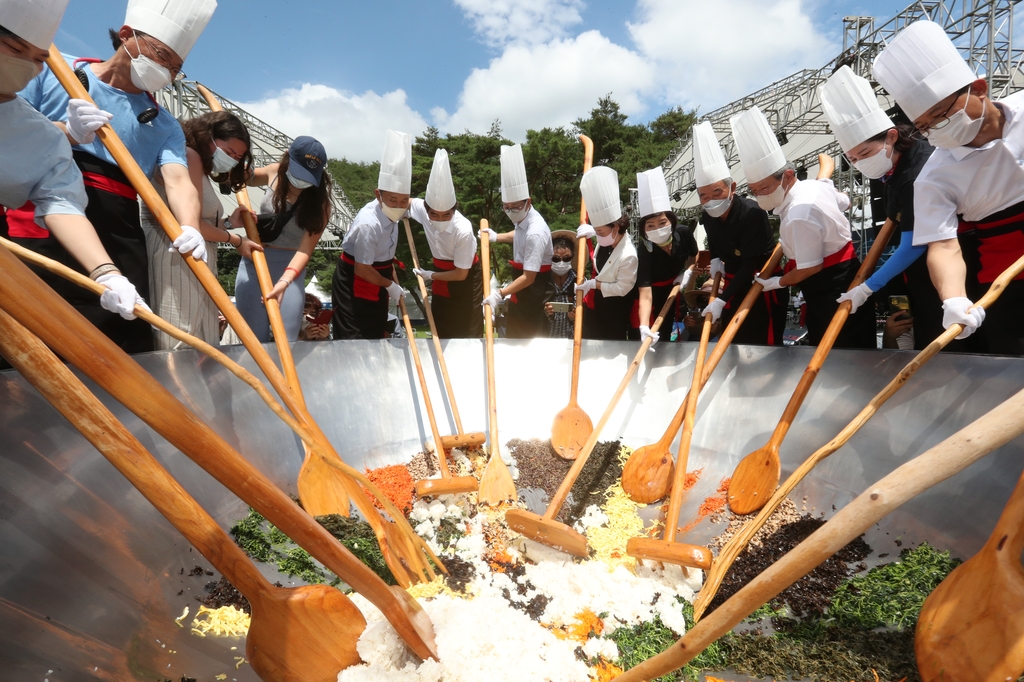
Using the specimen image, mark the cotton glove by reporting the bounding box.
[755,275,782,292]
[96,273,149,320]
[941,297,986,340]
[66,99,113,144]
[837,282,872,314]
[386,281,405,303]
[704,297,727,323]
[674,268,693,287]
[413,267,434,282]
[709,258,726,278]
[575,278,596,295]
[639,325,660,350]
[482,290,503,316]
[576,223,596,239]
[479,226,498,243]
[170,225,208,262]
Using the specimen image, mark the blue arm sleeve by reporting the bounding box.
[865,234,928,292]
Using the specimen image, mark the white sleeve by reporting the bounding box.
[600,251,638,297]
[30,139,88,226]
[452,220,477,270]
[912,178,961,245]
[787,217,826,268]
[408,198,429,226]
[521,232,547,272]
[346,223,379,264]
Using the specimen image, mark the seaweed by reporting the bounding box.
[229,508,331,585]
[316,513,397,586]
[610,602,727,682]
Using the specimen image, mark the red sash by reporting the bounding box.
[507,259,552,303]
[783,241,855,274]
[81,172,137,200]
[430,255,479,298]
[340,252,394,301]
[3,202,49,238]
[958,205,1024,283]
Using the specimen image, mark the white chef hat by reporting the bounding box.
[378,129,412,194]
[0,0,69,50]
[637,166,672,218]
[819,65,893,152]
[730,106,787,184]
[500,144,529,203]
[872,20,976,121]
[580,166,621,227]
[425,148,456,211]
[692,120,732,188]
[124,0,217,61]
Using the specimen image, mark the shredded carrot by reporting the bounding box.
[567,609,604,641]
[677,494,728,535]
[716,477,731,494]
[683,467,703,491]
[362,464,415,515]
[590,660,624,681]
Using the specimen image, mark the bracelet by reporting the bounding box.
[284,266,301,277]
[230,232,241,247]
[88,263,120,280]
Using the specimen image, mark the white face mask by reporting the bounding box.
[703,194,732,218]
[287,170,315,190]
[211,145,237,174]
[853,141,894,179]
[0,53,41,95]
[927,94,985,149]
[596,231,616,247]
[504,206,529,224]
[756,183,786,211]
[128,36,172,92]
[431,219,453,233]
[379,201,406,222]
[551,260,572,276]
[646,226,673,245]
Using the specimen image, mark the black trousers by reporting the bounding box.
[800,258,876,349]
[723,276,789,346]
[430,260,484,339]
[505,270,555,339]
[331,255,392,340]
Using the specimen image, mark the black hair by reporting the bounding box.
[552,236,575,253]
[0,24,15,39]
[109,27,151,52]
[273,151,332,235]
[639,210,678,233]
[864,122,921,155]
[181,111,254,192]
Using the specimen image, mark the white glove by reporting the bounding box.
[755,275,782,292]
[170,225,208,262]
[674,268,694,287]
[482,290,504,318]
[941,297,985,340]
[96,273,149,320]
[576,223,596,239]
[66,99,113,144]
[413,268,434,282]
[837,282,873,314]
[386,281,405,303]
[575,278,596,295]
[704,297,727,323]
[709,258,726,278]
[479,227,498,243]
[639,325,660,350]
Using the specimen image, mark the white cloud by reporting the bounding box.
[454,0,584,45]
[237,84,429,163]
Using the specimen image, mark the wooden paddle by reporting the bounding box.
[625,274,721,571]
[477,219,517,506]
[505,283,683,556]
[550,134,595,459]
[195,84,351,519]
[614,384,1024,682]
[727,216,896,515]
[401,218,486,453]
[621,244,785,503]
[396,294,479,497]
[0,243,438,660]
[0,310,365,682]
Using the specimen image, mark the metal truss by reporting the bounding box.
[156,80,356,248]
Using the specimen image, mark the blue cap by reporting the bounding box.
[288,136,327,186]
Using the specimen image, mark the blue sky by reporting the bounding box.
[55,0,902,162]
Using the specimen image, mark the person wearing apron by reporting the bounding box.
[408,149,483,339]
[575,167,638,341]
[481,143,554,339]
[14,1,217,353]
[692,121,787,346]
[634,166,699,348]
[875,20,1024,356]
[332,130,410,340]
[732,106,875,349]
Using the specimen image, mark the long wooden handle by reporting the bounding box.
[0,309,271,601]
[402,219,463,434]
[664,273,721,543]
[615,384,1024,681]
[481,220,500,458]
[764,217,896,450]
[542,283,682,521]
[569,134,595,403]
[397,296,449,475]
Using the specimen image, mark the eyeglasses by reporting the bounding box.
[916,86,970,137]
[503,202,528,213]
[551,255,573,263]
[137,33,181,76]
[749,178,781,197]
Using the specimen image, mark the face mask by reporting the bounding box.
[646,226,673,245]
[756,183,786,211]
[703,194,732,218]
[431,220,453,233]
[380,201,406,222]
[551,261,572,276]
[853,141,893,179]
[596,232,616,247]
[0,53,41,95]
[928,95,985,149]
[128,36,172,92]
[287,170,315,190]
[211,145,237,174]
[504,207,529,224]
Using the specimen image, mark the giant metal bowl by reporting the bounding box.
[1,339,1022,681]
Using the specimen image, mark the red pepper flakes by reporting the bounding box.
[677,493,728,535]
[717,477,731,494]
[683,467,703,491]
[362,464,415,515]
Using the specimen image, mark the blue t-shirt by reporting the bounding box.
[19,53,187,178]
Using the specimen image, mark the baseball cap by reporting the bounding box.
[288,136,327,186]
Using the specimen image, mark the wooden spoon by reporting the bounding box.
[477,219,517,506]
[621,245,784,503]
[550,133,595,460]
[0,309,365,681]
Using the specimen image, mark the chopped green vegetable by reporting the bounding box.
[230,508,331,584]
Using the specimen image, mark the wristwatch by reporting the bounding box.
[223,216,233,230]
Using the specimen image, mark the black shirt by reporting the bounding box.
[703,195,775,305]
[883,136,934,239]
[636,224,699,287]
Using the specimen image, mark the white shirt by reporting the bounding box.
[0,97,87,225]
[512,207,553,272]
[408,198,477,269]
[776,179,852,269]
[594,235,638,297]
[341,199,400,264]
[912,91,1024,245]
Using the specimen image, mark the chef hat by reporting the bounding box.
[819,65,893,152]
[0,0,69,50]
[425,148,456,211]
[692,121,731,188]
[378,129,412,194]
[872,20,976,121]
[636,166,672,218]
[124,0,217,61]
[730,106,787,184]
[580,166,621,227]
[500,144,529,203]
